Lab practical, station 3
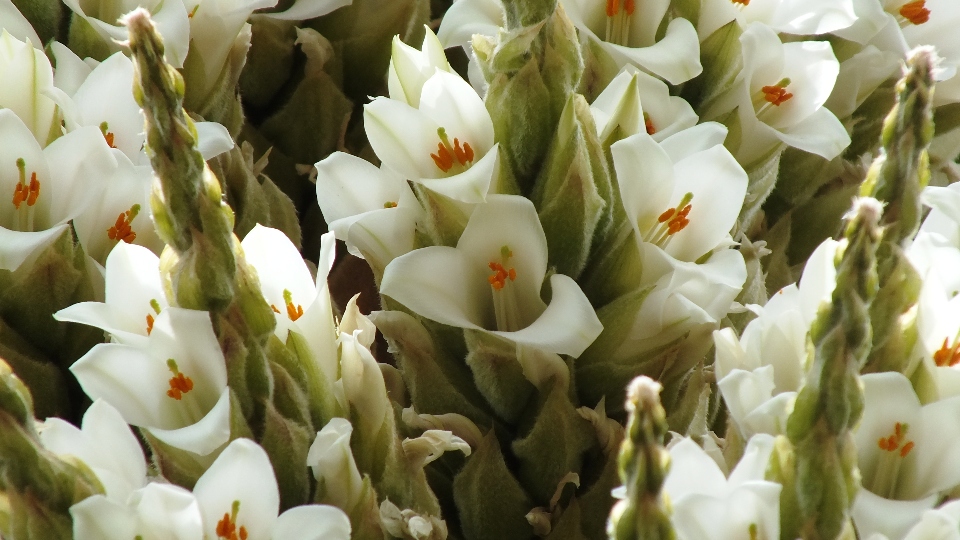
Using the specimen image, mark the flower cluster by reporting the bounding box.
[3,0,960,539]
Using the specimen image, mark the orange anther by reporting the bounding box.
[488,261,515,291]
[431,143,454,172]
[761,85,793,106]
[286,301,304,321]
[899,0,930,25]
[624,0,635,15]
[270,304,281,314]
[166,372,194,400]
[933,337,960,367]
[732,0,749,4]
[644,113,656,135]
[12,182,26,209]
[900,441,915,457]
[658,208,675,223]
[146,313,155,335]
[26,173,39,206]
[453,138,474,166]
[104,131,116,148]
[107,211,137,243]
[606,0,618,16]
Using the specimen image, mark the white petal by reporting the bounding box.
[774,106,851,161]
[50,42,93,95]
[242,224,317,339]
[272,505,352,540]
[194,438,280,540]
[315,152,403,223]
[492,274,602,357]
[613,132,674,240]
[0,224,69,271]
[602,18,703,85]
[364,97,441,180]
[71,495,137,540]
[657,122,728,163]
[456,194,548,313]
[852,490,937,540]
[904,395,960,498]
[195,121,234,160]
[666,144,747,262]
[417,143,498,203]
[132,483,204,540]
[381,246,491,330]
[664,437,728,499]
[307,418,363,509]
[437,0,502,48]
[146,388,232,456]
[419,69,494,153]
[728,433,776,487]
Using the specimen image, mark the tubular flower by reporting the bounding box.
[380,194,603,357]
[364,69,498,204]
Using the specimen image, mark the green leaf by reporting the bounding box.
[512,382,594,504]
[453,431,534,540]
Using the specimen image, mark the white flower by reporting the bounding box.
[590,68,698,143]
[663,434,781,540]
[54,241,168,346]
[713,239,840,438]
[380,194,603,356]
[0,111,113,270]
[193,438,351,540]
[613,123,747,263]
[71,483,203,540]
[314,151,422,274]
[851,372,960,538]
[697,0,858,40]
[388,26,453,107]
[39,399,147,503]
[307,418,365,510]
[0,30,59,145]
[241,226,340,384]
[70,308,231,456]
[561,0,702,84]
[364,69,498,204]
[704,23,849,166]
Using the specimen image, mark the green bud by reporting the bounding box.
[454,431,535,540]
[607,376,675,540]
[681,21,742,114]
[860,47,935,375]
[0,361,103,539]
[532,94,610,278]
[480,1,583,194]
[260,402,313,509]
[779,197,882,540]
